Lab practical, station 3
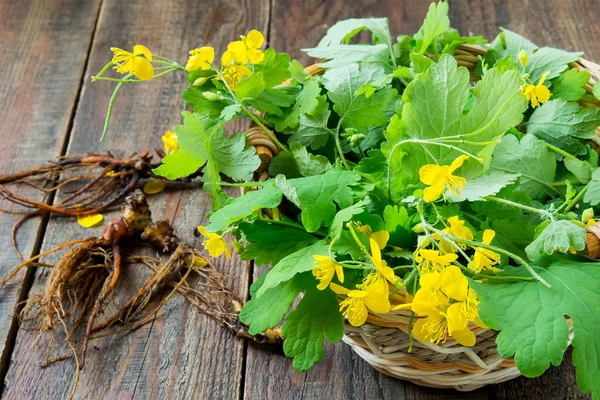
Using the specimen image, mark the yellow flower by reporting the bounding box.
[197,226,231,259]
[415,249,458,273]
[411,266,478,346]
[222,64,253,91]
[186,47,215,71]
[222,30,265,65]
[162,130,178,155]
[433,216,474,253]
[468,229,500,272]
[312,255,344,290]
[331,280,390,327]
[419,155,469,202]
[586,218,597,228]
[77,213,103,228]
[523,71,551,108]
[355,223,390,250]
[518,50,529,67]
[111,45,154,80]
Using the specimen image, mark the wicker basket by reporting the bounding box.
[243,45,592,391]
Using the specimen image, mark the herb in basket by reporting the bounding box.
[93,1,600,396]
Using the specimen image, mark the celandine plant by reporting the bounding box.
[95,2,600,396]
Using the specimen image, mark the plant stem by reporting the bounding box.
[333,127,350,169]
[485,195,553,219]
[92,68,178,83]
[241,107,288,152]
[544,142,579,161]
[100,73,132,141]
[256,218,326,238]
[429,227,551,288]
[215,181,263,187]
[93,61,114,81]
[564,181,591,212]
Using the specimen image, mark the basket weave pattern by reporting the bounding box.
[244,45,591,390]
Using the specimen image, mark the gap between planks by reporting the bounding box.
[0,0,105,395]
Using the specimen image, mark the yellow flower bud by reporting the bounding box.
[582,208,595,224]
[518,50,529,67]
[192,77,210,87]
[417,235,431,249]
[412,223,425,233]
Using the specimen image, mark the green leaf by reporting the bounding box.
[239,220,319,266]
[525,220,586,260]
[330,199,370,238]
[471,256,600,397]
[527,99,600,156]
[257,240,329,297]
[271,78,322,131]
[524,47,582,83]
[489,218,536,259]
[593,82,600,101]
[240,274,305,335]
[304,44,393,73]
[413,1,450,54]
[288,142,331,176]
[583,168,600,206]
[323,63,396,133]
[206,183,282,232]
[552,68,590,101]
[181,87,228,123]
[485,28,536,67]
[564,157,593,184]
[285,96,332,150]
[220,104,242,121]
[383,205,414,248]
[208,130,262,181]
[387,54,527,180]
[154,112,261,182]
[449,171,520,202]
[316,18,393,49]
[236,72,266,100]
[490,134,557,198]
[254,48,291,87]
[275,169,364,232]
[281,284,344,371]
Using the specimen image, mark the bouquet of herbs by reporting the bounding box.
[94,2,600,396]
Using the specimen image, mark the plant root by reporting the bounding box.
[1,191,282,399]
[0,152,155,259]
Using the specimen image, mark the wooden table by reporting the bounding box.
[0,0,596,398]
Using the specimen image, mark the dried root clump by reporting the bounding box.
[0,191,280,399]
[0,152,156,258]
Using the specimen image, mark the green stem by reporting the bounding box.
[215,181,263,187]
[100,73,132,141]
[437,139,501,146]
[92,68,177,83]
[564,181,591,213]
[333,127,350,169]
[241,107,288,152]
[485,195,553,219]
[256,218,326,238]
[93,61,114,80]
[346,223,371,259]
[429,227,552,288]
[544,142,579,161]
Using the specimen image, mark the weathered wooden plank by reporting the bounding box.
[3,0,269,398]
[0,0,101,387]
[244,0,599,399]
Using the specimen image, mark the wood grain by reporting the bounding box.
[244,0,599,399]
[2,0,268,398]
[0,0,101,388]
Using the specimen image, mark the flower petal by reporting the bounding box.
[335,263,345,284]
[363,290,390,314]
[143,179,166,194]
[449,155,469,172]
[77,214,103,228]
[419,164,442,185]
[133,57,154,80]
[370,230,389,250]
[482,229,496,245]
[439,266,468,301]
[451,326,476,346]
[423,182,445,202]
[446,302,468,333]
[133,44,152,61]
[245,30,264,49]
[330,282,350,295]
